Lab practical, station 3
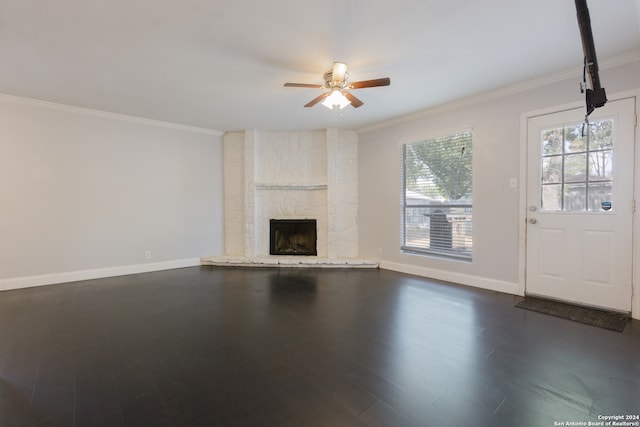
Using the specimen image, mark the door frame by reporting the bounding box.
[518,90,640,319]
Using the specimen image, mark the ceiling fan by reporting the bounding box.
[284,62,390,109]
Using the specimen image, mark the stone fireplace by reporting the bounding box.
[200,129,377,268]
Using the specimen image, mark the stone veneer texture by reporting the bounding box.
[223,129,358,259]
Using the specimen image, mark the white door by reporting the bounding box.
[526,97,636,312]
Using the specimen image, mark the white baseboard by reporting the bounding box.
[380,260,521,296]
[0,258,201,292]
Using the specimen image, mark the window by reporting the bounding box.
[402,131,473,260]
[540,119,613,212]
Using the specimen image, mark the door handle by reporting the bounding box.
[528,218,537,224]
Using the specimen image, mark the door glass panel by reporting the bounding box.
[564,153,587,183]
[542,157,562,183]
[564,183,586,211]
[564,125,586,153]
[542,184,562,211]
[588,121,613,150]
[542,128,563,155]
[589,150,612,180]
[540,118,614,212]
[588,182,613,212]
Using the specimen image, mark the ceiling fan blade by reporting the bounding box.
[332,62,348,83]
[343,91,364,108]
[284,83,324,88]
[349,77,391,89]
[304,92,330,108]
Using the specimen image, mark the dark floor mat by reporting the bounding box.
[515,297,630,332]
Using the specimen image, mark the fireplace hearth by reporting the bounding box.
[270,219,317,256]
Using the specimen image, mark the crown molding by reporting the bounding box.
[0,93,224,136]
[357,49,640,134]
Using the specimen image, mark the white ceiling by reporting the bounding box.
[0,0,639,132]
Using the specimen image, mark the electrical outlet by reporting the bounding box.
[145,250,151,260]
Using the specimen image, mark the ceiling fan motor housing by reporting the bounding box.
[323,70,349,89]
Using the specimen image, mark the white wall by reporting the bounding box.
[358,58,640,298]
[0,96,225,289]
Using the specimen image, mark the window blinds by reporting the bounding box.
[402,132,473,260]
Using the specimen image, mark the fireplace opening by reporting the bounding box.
[270,219,317,256]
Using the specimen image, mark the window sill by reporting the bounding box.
[401,246,472,262]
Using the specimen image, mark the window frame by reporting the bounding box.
[401,130,473,261]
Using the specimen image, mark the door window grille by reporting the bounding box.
[540,119,613,212]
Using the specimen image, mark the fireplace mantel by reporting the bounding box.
[254,183,327,190]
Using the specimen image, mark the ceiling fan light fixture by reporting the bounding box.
[284,62,389,109]
[332,62,348,84]
[321,90,351,110]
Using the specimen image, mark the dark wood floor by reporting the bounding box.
[0,267,638,426]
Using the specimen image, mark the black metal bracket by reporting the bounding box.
[575,0,607,117]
